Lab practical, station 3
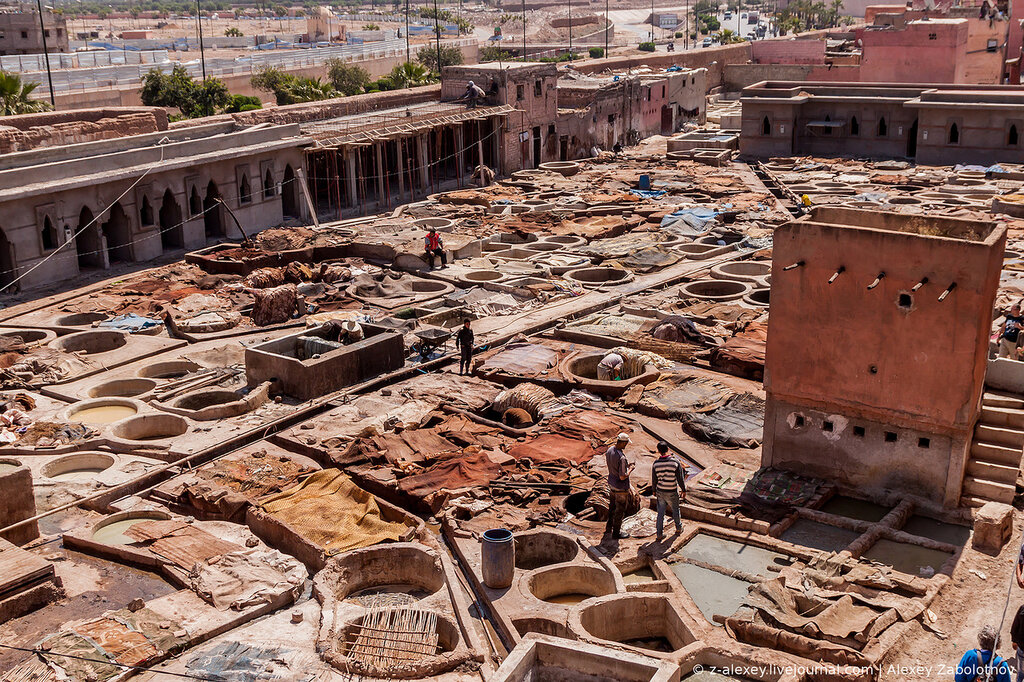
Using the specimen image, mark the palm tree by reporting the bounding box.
[0,72,51,116]
[286,77,336,103]
[385,62,434,89]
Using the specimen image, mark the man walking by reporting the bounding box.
[604,433,633,541]
[424,228,446,270]
[455,318,474,375]
[1000,302,1024,359]
[651,441,685,542]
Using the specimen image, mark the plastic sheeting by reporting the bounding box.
[660,206,719,234]
[98,313,161,334]
[260,470,415,555]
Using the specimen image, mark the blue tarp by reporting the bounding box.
[629,189,666,199]
[98,314,161,334]
[661,207,719,233]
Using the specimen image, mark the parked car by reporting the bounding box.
[702,36,714,47]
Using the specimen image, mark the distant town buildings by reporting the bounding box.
[0,10,68,56]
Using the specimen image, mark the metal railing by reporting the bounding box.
[25,38,476,97]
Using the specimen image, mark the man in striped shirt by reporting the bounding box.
[651,441,686,542]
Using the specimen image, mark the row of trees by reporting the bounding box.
[777,0,847,32]
[141,65,261,117]
[135,41,463,117]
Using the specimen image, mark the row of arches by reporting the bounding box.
[9,164,304,292]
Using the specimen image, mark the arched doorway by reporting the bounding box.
[159,189,184,250]
[0,228,17,291]
[282,165,299,219]
[203,181,223,238]
[76,206,105,269]
[102,202,132,263]
[907,118,918,158]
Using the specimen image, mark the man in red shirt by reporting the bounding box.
[424,228,447,270]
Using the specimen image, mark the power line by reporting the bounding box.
[0,138,170,294]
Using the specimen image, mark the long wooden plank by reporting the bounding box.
[0,537,54,595]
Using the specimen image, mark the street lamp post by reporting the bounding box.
[433,0,443,79]
[405,0,410,63]
[521,0,526,60]
[196,0,207,81]
[568,0,572,57]
[604,0,609,56]
[36,0,56,107]
[651,0,655,42]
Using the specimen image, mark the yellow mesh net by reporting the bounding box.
[259,470,414,555]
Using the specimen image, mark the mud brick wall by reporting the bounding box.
[0,110,167,155]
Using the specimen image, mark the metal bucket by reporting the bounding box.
[481,528,515,589]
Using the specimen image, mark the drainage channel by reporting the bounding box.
[751,161,806,218]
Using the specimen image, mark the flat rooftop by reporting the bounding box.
[301,100,515,145]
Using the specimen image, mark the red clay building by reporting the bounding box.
[762,207,1005,506]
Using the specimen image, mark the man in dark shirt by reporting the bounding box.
[1001,303,1024,359]
[604,433,633,541]
[1012,602,1024,682]
[455,318,474,375]
[651,441,686,542]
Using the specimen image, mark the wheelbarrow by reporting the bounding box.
[413,327,453,361]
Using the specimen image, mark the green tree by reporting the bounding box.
[224,94,262,112]
[362,22,380,30]
[638,41,656,51]
[224,26,243,36]
[481,45,513,62]
[416,43,464,73]
[589,46,604,58]
[250,65,291,102]
[716,28,745,43]
[287,77,336,103]
[326,59,370,95]
[141,64,228,118]
[251,66,337,104]
[0,72,51,116]
[383,61,434,89]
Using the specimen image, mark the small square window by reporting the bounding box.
[794,415,805,428]
[853,426,865,438]
[534,80,542,97]
[918,437,930,448]
[822,420,834,432]
[516,84,524,100]
[607,114,615,124]
[547,124,555,136]
[928,32,937,39]
[884,431,897,443]
[21,31,28,39]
